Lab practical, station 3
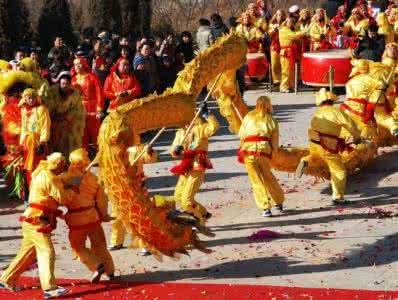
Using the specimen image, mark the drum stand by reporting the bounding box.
[328,65,335,92]
[294,62,299,95]
[267,64,272,93]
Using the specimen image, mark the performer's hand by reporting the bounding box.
[199,102,210,119]
[174,145,184,156]
[36,143,46,155]
[96,112,104,119]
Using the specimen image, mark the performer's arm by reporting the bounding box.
[95,185,108,220]
[128,75,142,99]
[338,110,361,139]
[170,129,185,157]
[39,107,51,143]
[93,74,105,113]
[202,114,219,138]
[103,75,116,100]
[19,108,27,145]
[271,119,280,150]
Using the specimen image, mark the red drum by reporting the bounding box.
[301,49,352,87]
[246,53,268,80]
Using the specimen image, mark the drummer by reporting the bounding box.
[279,17,305,93]
[236,12,264,53]
[298,9,312,53]
[344,7,370,38]
[309,9,336,51]
[268,9,287,86]
[247,2,268,33]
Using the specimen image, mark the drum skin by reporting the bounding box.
[301,50,352,87]
[246,53,268,80]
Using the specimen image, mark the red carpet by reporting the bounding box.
[0,277,397,299]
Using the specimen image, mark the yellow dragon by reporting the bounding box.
[96,31,398,258]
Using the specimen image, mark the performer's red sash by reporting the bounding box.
[170,150,213,175]
[238,136,272,164]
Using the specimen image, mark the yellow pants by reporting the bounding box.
[110,202,127,246]
[280,56,293,92]
[270,50,281,84]
[244,156,285,210]
[69,225,115,275]
[375,106,398,134]
[308,143,346,200]
[174,170,208,224]
[0,222,56,291]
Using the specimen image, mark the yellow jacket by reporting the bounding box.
[239,110,279,156]
[24,168,75,220]
[309,22,335,44]
[344,73,384,114]
[279,26,304,48]
[309,104,361,149]
[61,168,108,228]
[236,24,263,42]
[171,114,219,163]
[344,18,369,36]
[20,105,51,146]
[254,17,268,32]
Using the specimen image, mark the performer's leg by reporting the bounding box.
[271,50,281,84]
[89,116,101,150]
[89,226,115,276]
[280,56,290,92]
[258,157,285,206]
[30,227,57,291]
[322,152,347,200]
[244,157,271,210]
[69,229,101,272]
[179,170,207,223]
[0,225,36,287]
[174,175,188,205]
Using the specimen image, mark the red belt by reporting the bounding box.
[170,150,213,175]
[311,131,350,154]
[238,136,272,163]
[341,98,375,123]
[20,203,64,233]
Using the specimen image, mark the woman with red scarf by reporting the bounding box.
[71,58,104,152]
[104,58,141,113]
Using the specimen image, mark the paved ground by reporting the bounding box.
[1,88,398,293]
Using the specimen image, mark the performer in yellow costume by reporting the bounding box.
[341,60,386,139]
[62,149,115,282]
[108,144,157,251]
[0,153,77,299]
[377,13,395,44]
[170,104,219,225]
[296,89,361,205]
[309,9,335,51]
[238,96,284,217]
[279,17,305,92]
[19,89,51,184]
[268,10,286,85]
[247,2,268,33]
[344,8,369,37]
[236,12,264,53]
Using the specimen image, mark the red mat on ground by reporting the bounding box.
[0,277,397,299]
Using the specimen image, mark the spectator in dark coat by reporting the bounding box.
[158,55,178,93]
[354,24,385,62]
[210,14,229,41]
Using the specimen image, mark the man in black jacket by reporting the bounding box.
[354,24,385,62]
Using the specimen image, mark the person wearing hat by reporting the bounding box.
[61,148,115,282]
[268,10,287,86]
[0,153,77,298]
[288,5,300,22]
[344,7,370,37]
[72,57,104,154]
[47,72,86,158]
[309,9,336,51]
[238,96,285,217]
[169,103,219,225]
[19,88,51,186]
[296,88,361,205]
[341,59,386,139]
[279,17,305,93]
[104,58,142,112]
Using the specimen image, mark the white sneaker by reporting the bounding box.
[43,286,69,299]
[140,248,151,256]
